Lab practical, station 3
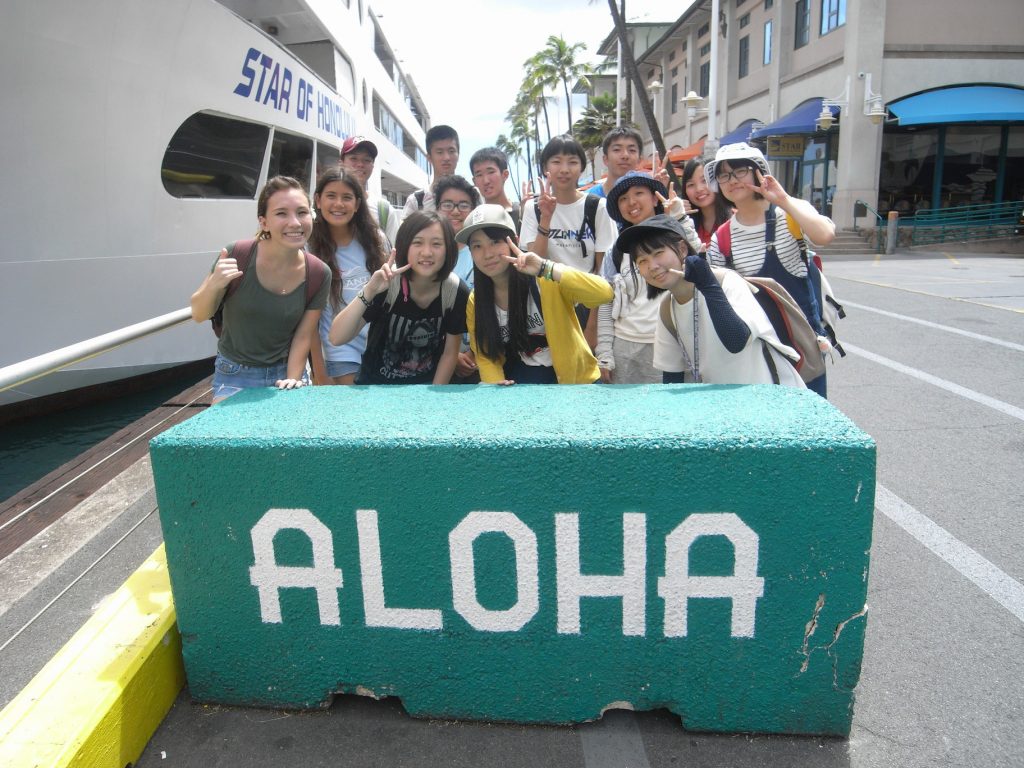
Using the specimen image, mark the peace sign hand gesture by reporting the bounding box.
[504,237,546,277]
[365,248,410,297]
[653,151,672,188]
[536,175,557,225]
[750,169,790,207]
[655,185,687,220]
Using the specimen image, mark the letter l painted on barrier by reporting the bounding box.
[356,509,443,630]
[555,513,647,636]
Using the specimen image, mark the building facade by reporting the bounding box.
[598,0,1024,228]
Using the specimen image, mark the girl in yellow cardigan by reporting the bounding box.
[455,205,612,384]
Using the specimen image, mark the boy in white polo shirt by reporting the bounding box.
[519,135,617,347]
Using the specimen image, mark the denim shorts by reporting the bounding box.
[212,354,308,401]
[325,359,360,379]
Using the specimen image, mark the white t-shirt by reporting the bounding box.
[652,270,805,387]
[599,251,658,343]
[495,292,552,367]
[519,195,617,273]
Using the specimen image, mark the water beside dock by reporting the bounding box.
[0,371,206,503]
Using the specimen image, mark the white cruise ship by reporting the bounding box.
[0,0,430,410]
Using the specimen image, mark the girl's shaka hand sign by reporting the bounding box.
[364,248,411,296]
[504,237,544,276]
[211,248,244,290]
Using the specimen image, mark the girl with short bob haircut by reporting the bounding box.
[617,214,804,387]
[681,157,732,249]
[703,142,835,396]
[596,171,700,383]
[457,204,613,385]
[307,167,387,384]
[190,175,331,402]
[328,211,469,384]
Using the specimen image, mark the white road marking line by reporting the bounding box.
[579,709,652,768]
[831,275,1024,314]
[843,343,1024,422]
[842,301,1024,353]
[876,485,1024,624]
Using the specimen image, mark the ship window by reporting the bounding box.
[268,129,314,192]
[161,112,268,199]
[316,142,341,179]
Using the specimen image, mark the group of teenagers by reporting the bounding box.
[190,123,840,403]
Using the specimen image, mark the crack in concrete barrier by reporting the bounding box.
[798,593,826,674]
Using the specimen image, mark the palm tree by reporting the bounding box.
[573,93,624,181]
[496,133,523,192]
[507,96,541,182]
[531,35,594,132]
[521,60,552,143]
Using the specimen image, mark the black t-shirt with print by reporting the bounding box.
[357,280,470,384]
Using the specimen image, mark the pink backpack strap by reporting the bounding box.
[714,220,733,269]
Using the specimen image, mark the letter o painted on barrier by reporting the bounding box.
[449,512,539,632]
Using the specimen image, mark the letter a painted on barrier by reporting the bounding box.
[449,512,539,632]
[249,508,344,626]
[555,513,647,636]
[658,513,765,638]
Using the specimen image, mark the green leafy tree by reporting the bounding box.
[530,35,594,132]
[573,92,630,181]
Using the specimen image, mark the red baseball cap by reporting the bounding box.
[341,135,378,158]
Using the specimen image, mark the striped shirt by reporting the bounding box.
[706,207,807,279]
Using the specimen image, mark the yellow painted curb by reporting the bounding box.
[0,545,184,768]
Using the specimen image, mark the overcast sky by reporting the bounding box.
[370,0,680,192]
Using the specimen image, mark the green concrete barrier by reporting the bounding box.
[150,384,875,735]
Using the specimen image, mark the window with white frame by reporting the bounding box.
[763,19,773,65]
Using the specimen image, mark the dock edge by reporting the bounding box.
[0,545,184,767]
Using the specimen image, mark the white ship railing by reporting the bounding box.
[0,308,194,394]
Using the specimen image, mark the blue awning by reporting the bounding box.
[888,85,1024,126]
[750,99,836,139]
[719,118,761,146]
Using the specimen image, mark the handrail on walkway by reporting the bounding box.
[853,200,887,254]
[0,307,194,395]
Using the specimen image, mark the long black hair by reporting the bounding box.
[470,228,537,362]
[682,158,732,236]
[309,168,386,308]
